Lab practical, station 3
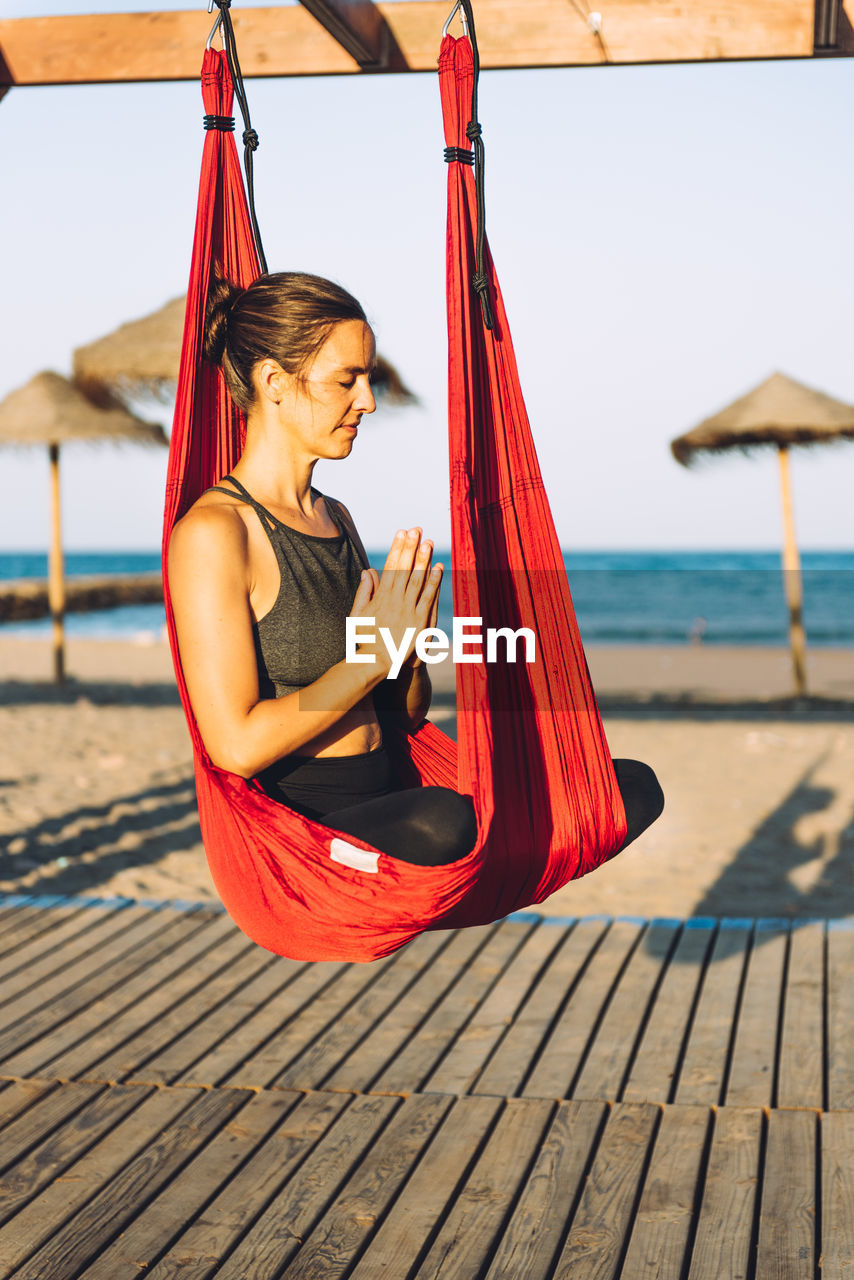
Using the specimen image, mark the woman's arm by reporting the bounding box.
[168,508,441,777]
[168,505,388,777]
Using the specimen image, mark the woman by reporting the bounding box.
[168,270,479,866]
[169,270,663,868]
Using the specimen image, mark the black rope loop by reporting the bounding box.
[444,146,474,165]
[204,114,235,131]
[211,0,268,273]
[458,0,494,330]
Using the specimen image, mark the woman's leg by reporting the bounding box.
[612,759,664,852]
[324,787,479,867]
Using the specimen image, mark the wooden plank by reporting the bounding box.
[422,922,569,1096]
[622,921,715,1104]
[0,1083,147,1229]
[523,919,644,1100]
[0,10,358,87]
[0,0,822,90]
[482,1100,608,1280]
[755,1108,817,1280]
[87,938,274,1085]
[619,1106,710,1280]
[674,921,752,1106]
[725,921,789,1107]
[552,1102,660,1280]
[75,1090,310,1279]
[827,920,854,1110]
[572,921,679,1103]
[0,1078,56,1132]
[348,1095,504,1278]
[0,1081,104,1178]
[6,1088,249,1280]
[0,900,87,960]
[323,923,495,1094]
[777,920,825,1110]
[0,908,212,1074]
[0,899,125,976]
[411,1098,557,1280]
[820,1111,854,1280]
[133,950,308,1086]
[369,920,532,1096]
[275,1094,454,1278]
[0,1085,200,1277]
[686,1107,763,1280]
[223,950,400,1090]
[380,0,819,69]
[145,1092,353,1280]
[474,918,608,1099]
[269,929,450,1091]
[214,1094,400,1279]
[2,913,246,1081]
[0,900,157,1009]
[173,956,343,1088]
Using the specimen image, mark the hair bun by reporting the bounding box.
[203,270,245,365]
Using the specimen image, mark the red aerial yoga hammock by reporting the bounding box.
[162,32,627,964]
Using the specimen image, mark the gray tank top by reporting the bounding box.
[210,475,367,699]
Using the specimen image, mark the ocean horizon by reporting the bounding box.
[1,550,852,647]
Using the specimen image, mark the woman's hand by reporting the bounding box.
[348,528,443,677]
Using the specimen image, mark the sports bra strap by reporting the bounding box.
[209,476,360,555]
[208,475,279,535]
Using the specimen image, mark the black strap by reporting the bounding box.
[210,1,268,274]
[444,146,474,165]
[209,476,277,533]
[459,1,494,331]
[204,114,235,131]
[211,477,347,541]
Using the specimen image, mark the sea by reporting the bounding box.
[1,550,852,647]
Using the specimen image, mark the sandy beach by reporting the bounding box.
[1,635,852,921]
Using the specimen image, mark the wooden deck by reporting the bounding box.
[0,893,852,1278]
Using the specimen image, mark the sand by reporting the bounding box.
[1,636,852,920]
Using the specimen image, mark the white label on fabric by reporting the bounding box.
[329,838,380,874]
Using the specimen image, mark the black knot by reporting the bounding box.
[472,272,489,294]
[203,114,235,132]
[242,128,259,151]
[214,0,231,8]
[465,121,482,141]
[444,146,474,165]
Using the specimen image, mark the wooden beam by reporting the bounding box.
[0,1,843,92]
[815,0,854,50]
[0,9,360,88]
[296,1,405,69]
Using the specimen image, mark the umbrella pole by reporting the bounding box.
[777,444,807,697]
[48,442,66,684]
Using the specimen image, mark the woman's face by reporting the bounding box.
[275,319,377,460]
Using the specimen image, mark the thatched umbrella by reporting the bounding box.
[0,371,167,683]
[671,371,854,696]
[74,294,417,406]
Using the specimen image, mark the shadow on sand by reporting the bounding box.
[0,777,204,899]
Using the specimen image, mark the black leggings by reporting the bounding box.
[257,747,663,867]
[258,746,478,867]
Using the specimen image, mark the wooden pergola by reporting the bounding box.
[0,0,852,102]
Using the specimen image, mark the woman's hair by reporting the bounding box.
[203,269,368,411]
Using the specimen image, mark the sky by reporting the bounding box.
[1,1,853,552]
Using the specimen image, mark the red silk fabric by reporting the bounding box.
[162,45,626,964]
